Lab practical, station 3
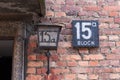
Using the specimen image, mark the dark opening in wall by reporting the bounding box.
[0,39,14,80]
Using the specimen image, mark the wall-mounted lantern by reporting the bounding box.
[36,23,61,50]
[35,23,62,75]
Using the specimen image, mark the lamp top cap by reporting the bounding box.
[34,22,63,27]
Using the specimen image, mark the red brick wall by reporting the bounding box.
[26,0,120,80]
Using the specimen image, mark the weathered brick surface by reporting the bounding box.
[28,54,36,61]
[28,61,43,67]
[27,68,36,74]
[26,0,120,80]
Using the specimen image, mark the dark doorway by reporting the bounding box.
[0,39,14,80]
[0,57,12,80]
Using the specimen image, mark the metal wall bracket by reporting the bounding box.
[45,50,51,75]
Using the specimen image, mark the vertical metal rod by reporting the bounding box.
[46,50,51,75]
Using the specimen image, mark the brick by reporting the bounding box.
[87,12,99,17]
[93,68,103,73]
[61,29,72,35]
[63,56,71,61]
[99,60,119,66]
[116,41,120,47]
[107,0,116,5]
[109,24,119,28]
[94,67,114,73]
[99,36,108,41]
[59,35,72,41]
[100,41,115,47]
[78,74,87,80]
[110,60,119,66]
[99,73,110,80]
[37,55,47,61]
[58,42,72,48]
[89,61,99,67]
[30,35,37,41]
[67,61,77,67]
[45,74,64,80]
[87,0,97,5]
[98,0,105,5]
[57,61,67,66]
[115,18,120,23]
[78,61,89,67]
[99,29,111,35]
[28,54,36,61]
[112,29,120,35]
[106,54,116,60]
[57,48,67,54]
[61,5,71,12]
[27,68,36,74]
[110,74,120,79]
[46,0,54,4]
[66,0,75,5]
[28,61,43,67]
[61,5,80,13]
[51,55,59,61]
[100,48,111,54]
[99,18,114,23]
[99,60,111,66]
[29,41,37,48]
[76,0,86,5]
[89,74,98,80]
[98,10,108,16]
[103,6,120,11]
[51,5,61,11]
[77,11,87,16]
[63,54,81,61]
[56,0,65,4]
[103,68,114,73]
[70,55,81,60]
[109,35,119,41]
[51,68,69,74]
[106,54,120,60]
[70,67,88,73]
[37,68,47,74]
[111,47,120,54]
[51,61,57,67]
[106,68,115,72]
[51,17,71,23]
[68,11,77,16]
[109,12,118,17]
[66,23,72,29]
[65,74,76,80]
[26,75,42,80]
[46,11,54,17]
[109,42,116,47]
[55,12,66,17]
[118,1,120,5]
[83,54,105,60]
[79,48,89,54]
[99,23,109,29]
[89,48,100,54]
[83,6,101,11]
[114,68,120,72]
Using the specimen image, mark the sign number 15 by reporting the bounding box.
[72,20,99,47]
[75,22,93,40]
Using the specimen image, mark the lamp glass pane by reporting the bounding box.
[38,26,60,49]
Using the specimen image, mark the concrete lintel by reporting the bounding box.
[0,13,33,22]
